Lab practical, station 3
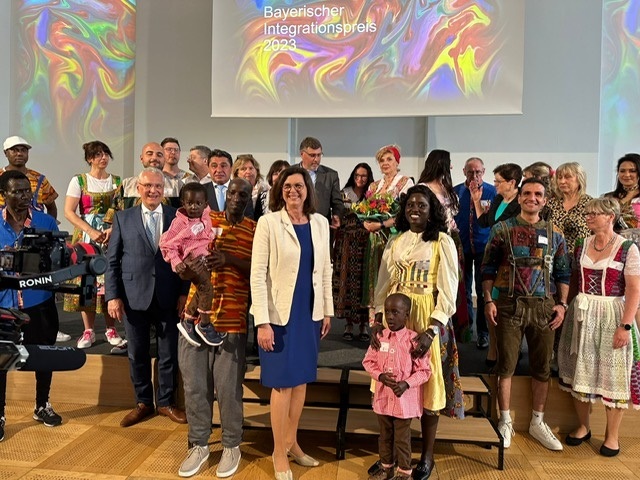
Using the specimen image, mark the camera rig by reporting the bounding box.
[0,229,106,369]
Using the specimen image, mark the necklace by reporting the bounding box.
[593,235,615,252]
[623,184,639,193]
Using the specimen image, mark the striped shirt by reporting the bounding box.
[186,210,255,333]
[362,327,431,419]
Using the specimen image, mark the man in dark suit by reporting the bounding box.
[204,148,254,218]
[106,167,189,427]
[298,136,343,228]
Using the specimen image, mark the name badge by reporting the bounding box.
[610,260,624,271]
[538,235,548,245]
[191,223,205,235]
[380,342,390,352]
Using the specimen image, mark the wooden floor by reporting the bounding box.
[1,400,640,479]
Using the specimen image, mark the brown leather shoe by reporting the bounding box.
[157,405,187,424]
[120,403,154,427]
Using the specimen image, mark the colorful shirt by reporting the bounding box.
[453,181,497,255]
[481,216,571,297]
[66,173,121,244]
[362,327,431,419]
[0,168,58,211]
[186,211,255,333]
[159,206,215,270]
[0,208,57,308]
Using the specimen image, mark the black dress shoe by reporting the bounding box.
[367,460,383,476]
[565,430,591,446]
[600,444,620,457]
[412,459,435,480]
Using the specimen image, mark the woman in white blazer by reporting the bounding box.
[251,166,333,480]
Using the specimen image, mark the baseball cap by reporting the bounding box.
[3,136,32,150]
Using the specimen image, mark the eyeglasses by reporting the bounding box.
[466,170,484,175]
[585,211,609,217]
[283,183,306,192]
[164,147,180,153]
[354,174,368,179]
[139,183,164,191]
[303,150,323,159]
[494,179,507,185]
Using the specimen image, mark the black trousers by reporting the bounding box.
[0,296,59,413]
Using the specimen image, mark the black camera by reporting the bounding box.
[0,228,107,304]
[0,228,70,274]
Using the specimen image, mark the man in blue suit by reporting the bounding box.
[204,148,254,218]
[106,167,189,427]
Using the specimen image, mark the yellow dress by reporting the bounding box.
[374,231,465,416]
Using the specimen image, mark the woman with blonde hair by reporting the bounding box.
[558,197,640,456]
[232,154,269,213]
[547,162,592,256]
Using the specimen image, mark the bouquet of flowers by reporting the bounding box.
[352,191,400,223]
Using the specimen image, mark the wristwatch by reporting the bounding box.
[619,323,632,331]
[558,302,568,310]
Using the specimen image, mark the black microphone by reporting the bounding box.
[0,342,87,371]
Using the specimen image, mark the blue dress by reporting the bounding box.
[259,223,322,388]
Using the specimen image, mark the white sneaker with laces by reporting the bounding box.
[529,421,563,451]
[498,420,515,448]
[77,329,95,349]
[56,331,71,342]
[216,446,241,478]
[105,327,123,345]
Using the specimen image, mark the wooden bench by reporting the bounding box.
[235,366,503,469]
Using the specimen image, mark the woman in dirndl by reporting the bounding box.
[558,197,640,456]
[63,141,122,349]
[369,184,464,480]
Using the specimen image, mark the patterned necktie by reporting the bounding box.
[217,185,226,211]
[146,211,158,248]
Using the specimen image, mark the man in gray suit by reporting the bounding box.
[106,167,190,427]
[298,136,343,228]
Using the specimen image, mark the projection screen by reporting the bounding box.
[211,0,524,118]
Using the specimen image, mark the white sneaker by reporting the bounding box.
[76,329,95,349]
[529,421,563,451]
[105,327,123,345]
[179,445,210,477]
[56,331,71,342]
[498,420,515,448]
[216,446,241,478]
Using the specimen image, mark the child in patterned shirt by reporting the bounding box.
[362,293,432,480]
[159,182,224,347]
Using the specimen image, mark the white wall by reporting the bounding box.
[0,0,610,232]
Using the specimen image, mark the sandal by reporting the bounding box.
[342,331,354,341]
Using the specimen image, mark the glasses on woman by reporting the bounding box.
[584,211,608,217]
[283,183,305,192]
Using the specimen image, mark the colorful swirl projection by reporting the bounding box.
[600,0,640,161]
[14,1,136,148]
[232,0,510,107]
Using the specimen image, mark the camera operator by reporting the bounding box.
[0,170,62,442]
